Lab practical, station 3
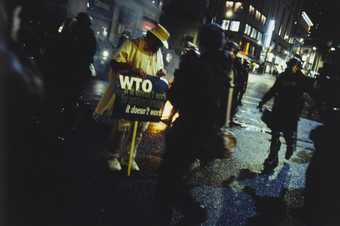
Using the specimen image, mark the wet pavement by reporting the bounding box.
[59,73,320,226]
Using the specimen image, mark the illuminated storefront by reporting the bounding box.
[222,1,267,62]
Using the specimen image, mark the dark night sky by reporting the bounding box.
[303,0,340,48]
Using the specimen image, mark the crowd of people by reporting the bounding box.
[1,1,340,226]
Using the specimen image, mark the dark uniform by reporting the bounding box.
[259,57,313,169]
[224,41,246,126]
[158,24,231,226]
[232,57,247,118]
[238,60,250,106]
[67,13,97,86]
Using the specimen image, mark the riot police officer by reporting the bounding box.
[258,56,314,171]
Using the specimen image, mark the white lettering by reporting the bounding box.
[119,75,153,93]
[130,106,147,115]
[150,110,161,116]
[125,104,131,113]
[119,75,134,90]
[142,80,153,93]
[132,77,143,91]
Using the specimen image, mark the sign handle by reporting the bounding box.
[127,121,139,176]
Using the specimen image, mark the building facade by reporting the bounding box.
[290,10,322,75]
[210,0,305,72]
[262,0,304,73]
[219,0,270,62]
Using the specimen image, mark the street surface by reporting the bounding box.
[60,73,320,226]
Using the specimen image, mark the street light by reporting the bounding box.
[312,46,317,51]
[102,50,110,60]
[226,10,234,18]
[330,47,336,51]
[58,25,64,33]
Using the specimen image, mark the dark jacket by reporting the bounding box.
[233,57,247,91]
[261,70,313,131]
[315,65,340,111]
[2,40,45,225]
[305,124,340,226]
[168,49,232,161]
[172,49,231,128]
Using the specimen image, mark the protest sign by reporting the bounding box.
[111,74,169,122]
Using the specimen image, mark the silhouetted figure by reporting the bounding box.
[158,23,232,226]
[165,35,199,126]
[44,13,97,139]
[69,13,97,83]
[258,56,314,172]
[224,41,243,126]
[233,57,245,112]
[314,61,339,114]
[304,52,340,226]
[238,60,250,106]
[1,2,50,225]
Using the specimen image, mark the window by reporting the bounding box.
[257,32,263,44]
[222,20,240,32]
[222,19,231,30]
[244,24,251,35]
[251,28,257,39]
[256,10,261,21]
[234,2,243,11]
[226,1,234,9]
[249,5,255,15]
[230,21,240,32]
[261,15,267,25]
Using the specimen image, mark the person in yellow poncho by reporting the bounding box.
[94,24,170,171]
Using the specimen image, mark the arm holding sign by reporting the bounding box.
[111,40,147,78]
[156,68,167,78]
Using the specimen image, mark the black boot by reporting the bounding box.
[285,146,294,160]
[263,157,279,173]
[263,134,281,172]
[285,149,293,160]
[263,154,279,173]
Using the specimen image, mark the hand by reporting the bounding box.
[131,68,147,78]
[156,68,167,77]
